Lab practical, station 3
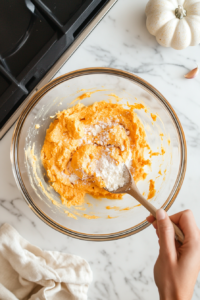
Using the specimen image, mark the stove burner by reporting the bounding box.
[36,0,89,25]
[0,0,31,57]
[0,0,117,139]
[0,0,56,77]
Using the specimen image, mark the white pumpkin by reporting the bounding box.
[145,0,200,50]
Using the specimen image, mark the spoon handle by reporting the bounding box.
[127,187,185,244]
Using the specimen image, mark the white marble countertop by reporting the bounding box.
[1,0,200,299]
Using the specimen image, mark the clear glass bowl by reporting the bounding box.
[11,68,187,241]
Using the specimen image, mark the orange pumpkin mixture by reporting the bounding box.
[41,101,152,207]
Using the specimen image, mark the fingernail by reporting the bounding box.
[156,209,166,221]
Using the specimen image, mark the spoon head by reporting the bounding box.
[104,164,133,194]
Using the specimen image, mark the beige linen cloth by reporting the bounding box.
[0,224,93,300]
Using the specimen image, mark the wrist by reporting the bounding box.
[160,294,191,300]
[159,291,180,300]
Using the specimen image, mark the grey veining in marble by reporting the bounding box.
[1,0,200,299]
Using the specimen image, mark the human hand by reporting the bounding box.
[147,209,200,300]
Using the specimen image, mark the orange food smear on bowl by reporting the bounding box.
[149,147,165,158]
[151,113,157,122]
[64,211,77,220]
[120,207,131,211]
[160,133,164,141]
[107,93,122,102]
[147,180,156,200]
[83,214,100,220]
[161,147,165,155]
[106,206,120,210]
[70,90,106,105]
[107,215,118,219]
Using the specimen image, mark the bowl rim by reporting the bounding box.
[10,67,187,241]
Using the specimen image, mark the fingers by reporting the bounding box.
[169,210,199,241]
[146,211,177,260]
[146,215,155,223]
[147,209,200,245]
[146,215,157,229]
[156,209,177,262]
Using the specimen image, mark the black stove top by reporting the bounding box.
[0,0,117,139]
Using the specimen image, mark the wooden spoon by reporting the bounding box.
[105,165,184,244]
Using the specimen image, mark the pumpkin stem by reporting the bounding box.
[175,5,187,19]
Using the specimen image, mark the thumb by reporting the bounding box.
[156,209,177,262]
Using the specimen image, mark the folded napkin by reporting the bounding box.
[0,223,93,300]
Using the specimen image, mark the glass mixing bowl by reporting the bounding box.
[11,68,187,241]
